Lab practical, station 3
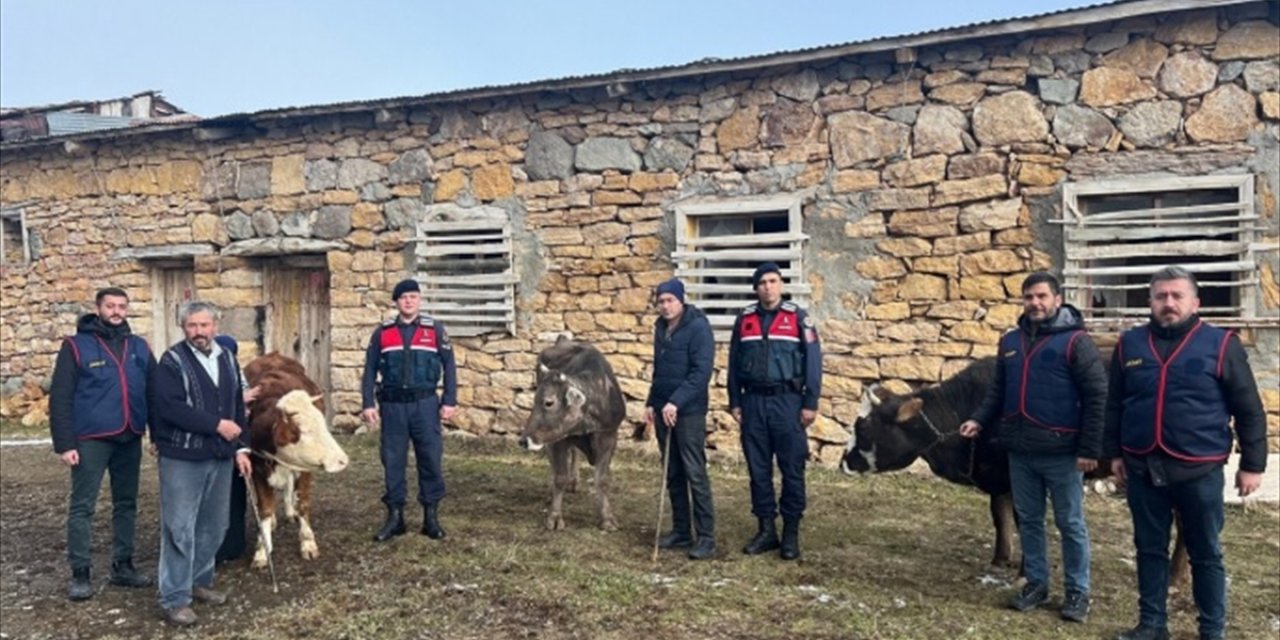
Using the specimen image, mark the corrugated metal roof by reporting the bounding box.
[0,0,1260,151]
[45,112,140,136]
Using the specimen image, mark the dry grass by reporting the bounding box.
[2,434,1277,640]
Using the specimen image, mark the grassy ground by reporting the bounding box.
[1,434,1277,640]
[0,417,46,440]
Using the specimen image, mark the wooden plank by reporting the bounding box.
[1083,306,1244,315]
[421,301,514,312]
[1077,201,1243,222]
[1064,261,1254,277]
[1065,173,1250,197]
[676,192,807,216]
[1065,225,1264,242]
[420,288,510,300]
[1051,215,1259,227]
[1066,240,1248,260]
[680,232,807,248]
[416,257,512,272]
[151,266,195,350]
[418,220,508,232]
[685,283,813,294]
[415,241,509,257]
[675,268,802,279]
[411,232,508,244]
[672,248,801,261]
[424,313,515,324]
[1064,278,1257,291]
[413,273,518,285]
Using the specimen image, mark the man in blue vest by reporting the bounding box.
[728,262,822,561]
[362,278,458,543]
[1106,267,1267,640]
[48,287,155,601]
[151,301,252,627]
[960,272,1106,622]
[645,278,717,560]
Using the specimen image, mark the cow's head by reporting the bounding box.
[518,367,588,451]
[271,390,349,473]
[841,384,932,475]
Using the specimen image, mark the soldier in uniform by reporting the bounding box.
[362,279,458,543]
[727,262,822,561]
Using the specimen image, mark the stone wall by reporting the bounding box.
[3,3,1278,461]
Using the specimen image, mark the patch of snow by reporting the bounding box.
[893,597,907,609]
[978,574,1010,588]
[0,439,51,447]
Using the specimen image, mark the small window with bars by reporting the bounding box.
[0,203,31,266]
[673,193,809,340]
[412,213,516,337]
[1061,175,1266,329]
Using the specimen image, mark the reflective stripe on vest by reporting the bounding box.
[736,307,803,385]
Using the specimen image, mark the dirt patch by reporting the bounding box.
[2,435,1278,639]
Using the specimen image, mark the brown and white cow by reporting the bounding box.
[244,352,349,569]
[519,336,625,531]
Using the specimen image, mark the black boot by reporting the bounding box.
[108,558,152,588]
[742,518,780,555]
[373,506,406,542]
[780,518,801,561]
[421,503,446,540]
[658,529,693,549]
[688,536,716,560]
[67,567,92,601]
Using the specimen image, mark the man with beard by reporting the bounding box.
[1106,267,1267,640]
[151,301,251,626]
[960,272,1106,622]
[49,287,155,601]
[645,278,717,560]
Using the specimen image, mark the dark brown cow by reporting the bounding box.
[244,352,349,568]
[518,337,625,531]
[841,356,1189,584]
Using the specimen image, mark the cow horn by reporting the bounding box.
[865,384,883,406]
[539,363,550,375]
[311,394,324,405]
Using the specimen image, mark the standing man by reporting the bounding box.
[959,272,1106,622]
[645,278,717,560]
[151,301,252,627]
[727,262,821,561]
[1107,267,1267,640]
[362,278,458,543]
[48,287,154,601]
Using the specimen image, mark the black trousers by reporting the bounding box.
[216,465,247,563]
[656,412,715,539]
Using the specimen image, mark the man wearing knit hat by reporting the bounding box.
[645,278,717,560]
[361,278,458,543]
[727,262,822,561]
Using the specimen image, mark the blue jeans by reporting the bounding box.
[380,396,445,508]
[1125,464,1226,637]
[157,456,231,609]
[1008,451,1090,594]
[740,392,807,520]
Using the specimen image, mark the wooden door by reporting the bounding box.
[150,265,195,351]
[263,265,332,417]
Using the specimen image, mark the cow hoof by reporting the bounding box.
[599,518,618,532]
[251,553,268,570]
[300,543,319,560]
[546,516,565,531]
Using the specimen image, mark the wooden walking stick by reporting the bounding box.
[651,424,674,565]
[243,473,279,594]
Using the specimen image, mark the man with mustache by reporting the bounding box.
[150,301,251,627]
[1106,266,1268,640]
[49,287,155,601]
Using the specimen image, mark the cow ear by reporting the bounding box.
[555,334,571,346]
[565,385,586,408]
[895,397,924,423]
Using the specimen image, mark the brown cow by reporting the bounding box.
[518,337,625,531]
[244,352,349,569]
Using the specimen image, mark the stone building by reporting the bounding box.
[2,0,1277,464]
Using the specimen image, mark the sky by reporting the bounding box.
[1,0,1098,118]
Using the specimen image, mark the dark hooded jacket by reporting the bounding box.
[645,305,715,415]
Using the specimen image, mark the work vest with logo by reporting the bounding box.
[998,329,1084,432]
[65,333,150,439]
[1119,321,1233,462]
[377,317,442,391]
[735,301,805,386]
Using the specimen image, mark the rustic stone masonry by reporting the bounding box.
[2,3,1278,463]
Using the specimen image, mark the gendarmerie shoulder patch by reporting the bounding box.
[780,301,798,312]
[802,315,815,328]
[419,316,435,327]
[381,318,397,328]
[740,303,758,315]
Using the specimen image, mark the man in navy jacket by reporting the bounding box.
[645,279,717,560]
[151,301,251,627]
